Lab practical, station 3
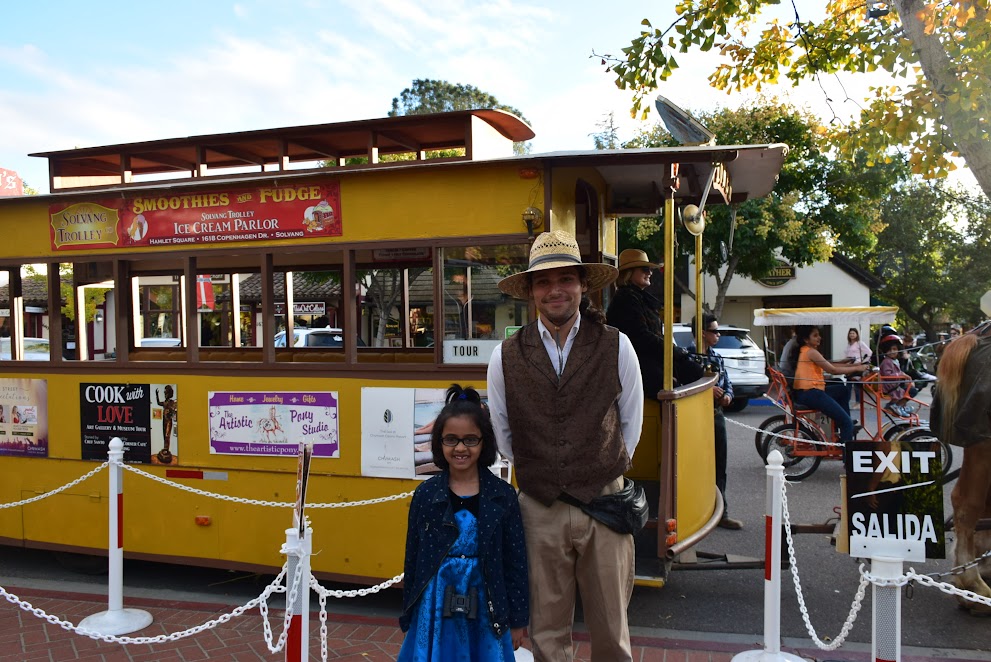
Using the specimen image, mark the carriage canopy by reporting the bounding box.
[753,306,898,327]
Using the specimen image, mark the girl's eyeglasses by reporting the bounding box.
[441,435,482,448]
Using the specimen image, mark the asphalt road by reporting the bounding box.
[626,401,988,654]
[1,399,988,655]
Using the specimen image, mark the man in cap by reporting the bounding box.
[698,312,743,529]
[487,230,644,661]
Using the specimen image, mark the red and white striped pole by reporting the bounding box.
[732,450,803,662]
[80,437,153,635]
[284,525,312,662]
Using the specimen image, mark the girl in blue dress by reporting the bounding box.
[399,385,529,662]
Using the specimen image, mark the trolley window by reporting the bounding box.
[440,244,530,364]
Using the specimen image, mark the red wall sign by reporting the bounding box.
[49,182,342,251]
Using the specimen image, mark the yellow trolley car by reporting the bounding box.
[0,110,785,587]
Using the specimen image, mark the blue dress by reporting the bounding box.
[398,506,515,661]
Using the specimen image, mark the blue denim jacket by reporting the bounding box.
[399,469,529,636]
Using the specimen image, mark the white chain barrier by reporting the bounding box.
[310,573,405,662]
[726,416,846,448]
[780,478,871,650]
[0,450,412,655]
[0,462,109,509]
[726,416,939,450]
[0,564,289,645]
[115,459,414,508]
[869,569,991,608]
[0,459,414,511]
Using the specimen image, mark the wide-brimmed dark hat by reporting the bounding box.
[617,248,661,272]
[498,230,618,300]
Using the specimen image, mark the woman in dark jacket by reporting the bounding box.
[607,249,703,398]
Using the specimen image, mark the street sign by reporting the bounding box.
[846,439,945,562]
[981,289,991,316]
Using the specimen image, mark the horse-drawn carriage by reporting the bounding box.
[745,307,990,612]
[749,306,951,480]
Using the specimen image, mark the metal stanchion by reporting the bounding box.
[79,437,154,635]
[283,525,312,662]
[871,556,902,662]
[732,450,803,662]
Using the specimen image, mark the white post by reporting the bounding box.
[732,451,803,662]
[79,438,154,635]
[871,556,903,662]
[284,525,312,662]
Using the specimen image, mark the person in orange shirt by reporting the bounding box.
[790,325,868,442]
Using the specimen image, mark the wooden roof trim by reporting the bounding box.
[29,109,533,159]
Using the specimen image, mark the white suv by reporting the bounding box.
[672,323,769,412]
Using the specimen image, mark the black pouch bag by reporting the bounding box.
[559,477,648,535]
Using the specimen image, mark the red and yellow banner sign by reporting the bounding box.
[49,182,341,251]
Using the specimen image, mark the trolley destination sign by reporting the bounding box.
[49,182,342,251]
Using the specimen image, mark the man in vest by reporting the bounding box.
[487,230,644,661]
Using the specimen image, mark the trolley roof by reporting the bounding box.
[13,110,788,212]
[28,109,535,191]
[753,306,898,327]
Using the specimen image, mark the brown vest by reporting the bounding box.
[501,319,629,506]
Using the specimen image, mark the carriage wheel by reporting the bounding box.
[762,422,823,481]
[754,414,788,459]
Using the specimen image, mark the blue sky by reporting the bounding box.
[0,1,905,194]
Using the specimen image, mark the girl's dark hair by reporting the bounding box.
[847,327,859,342]
[790,325,819,367]
[430,384,498,470]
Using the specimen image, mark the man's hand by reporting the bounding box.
[713,386,731,407]
[511,627,527,650]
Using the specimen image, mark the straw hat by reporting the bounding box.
[617,248,661,272]
[498,230,618,300]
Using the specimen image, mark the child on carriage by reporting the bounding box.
[878,334,920,416]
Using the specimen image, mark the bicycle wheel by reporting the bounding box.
[754,413,788,458]
[896,428,953,473]
[762,422,823,481]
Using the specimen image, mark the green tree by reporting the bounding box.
[598,1,991,198]
[619,100,905,317]
[389,79,530,155]
[590,112,621,150]
[863,181,991,335]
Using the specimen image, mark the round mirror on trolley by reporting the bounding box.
[682,204,705,236]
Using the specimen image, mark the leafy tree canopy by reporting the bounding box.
[388,78,530,156]
[859,180,991,335]
[598,1,991,198]
[617,100,907,316]
[389,78,527,120]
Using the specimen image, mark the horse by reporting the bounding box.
[934,321,991,614]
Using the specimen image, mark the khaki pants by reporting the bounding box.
[519,476,634,662]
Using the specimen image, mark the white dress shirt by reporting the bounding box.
[486,314,644,463]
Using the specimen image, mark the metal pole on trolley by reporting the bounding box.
[80,437,153,635]
[732,450,803,662]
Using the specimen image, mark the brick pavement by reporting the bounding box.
[0,585,747,662]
